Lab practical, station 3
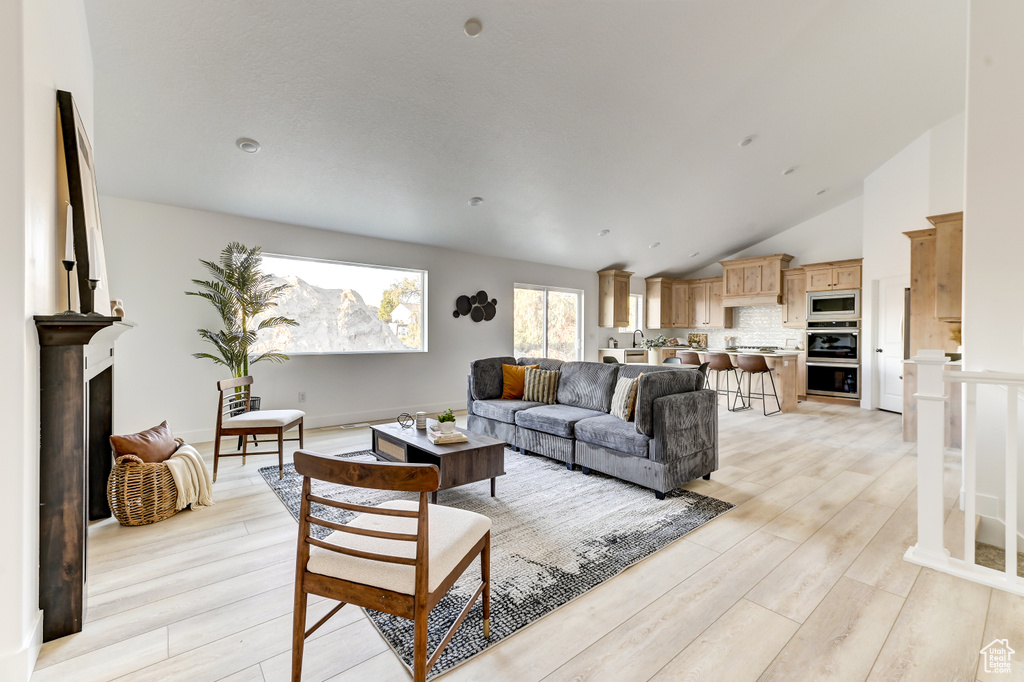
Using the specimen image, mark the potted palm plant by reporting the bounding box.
[186,242,298,382]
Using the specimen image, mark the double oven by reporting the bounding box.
[805,297,861,399]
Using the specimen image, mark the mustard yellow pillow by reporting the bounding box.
[501,364,538,400]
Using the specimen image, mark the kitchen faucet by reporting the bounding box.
[632,329,645,348]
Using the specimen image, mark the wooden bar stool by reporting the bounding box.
[705,352,746,412]
[735,354,781,416]
[676,351,701,365]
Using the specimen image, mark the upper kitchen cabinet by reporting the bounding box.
[670,279,691,328]
[904,212,963,354]
[781,268,807,329]
[720,254,794,307]
[929,212,963,322]
[645,277,673,330]
[804,258,862,292]
[598,269,633,328]
[689,277,733,328]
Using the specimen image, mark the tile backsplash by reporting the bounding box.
[671,305,802,349]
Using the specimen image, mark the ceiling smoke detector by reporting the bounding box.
[464,18,483,36]
[468,197,484,206]
[739,135,755,147]
[648,242,660,249]
[782,166,797,176]
[597,229,611,237]
[236,137,260,153]
[816,187,829,196]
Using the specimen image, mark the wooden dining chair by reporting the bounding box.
[291,449,491,682]
[214,376,304,481]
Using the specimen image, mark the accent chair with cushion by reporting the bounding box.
[467,357,718,498]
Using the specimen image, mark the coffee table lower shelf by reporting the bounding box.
[370,423,506,504]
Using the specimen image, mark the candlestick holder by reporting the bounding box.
[58,260,85,316]
[86,279,104,316]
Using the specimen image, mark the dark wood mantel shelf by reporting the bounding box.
[35,314,134,642]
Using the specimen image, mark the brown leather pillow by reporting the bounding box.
[109,421,178,463]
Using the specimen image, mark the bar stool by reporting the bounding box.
[735,354,781,416]
[677,351,701,365]
[705,352,746,412]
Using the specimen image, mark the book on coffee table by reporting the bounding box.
[427,427,469,444]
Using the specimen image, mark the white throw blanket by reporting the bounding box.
[165,444,215,511]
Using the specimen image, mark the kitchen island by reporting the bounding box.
[596,347,801,413]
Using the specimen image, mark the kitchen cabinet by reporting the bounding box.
[903,214,961,355]
[670,280,690,328]
[598,269,633,328]
[688,277,733,328]
[719,254,794,306]
[930,212,963,322]
[645,277,673,330]
[781,268,807,329]
[803,259,862,292]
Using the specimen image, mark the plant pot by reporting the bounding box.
[439,422,455,434]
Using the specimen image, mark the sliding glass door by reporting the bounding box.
[513,285,583,361]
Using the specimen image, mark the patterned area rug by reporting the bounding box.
[259,448,733,678]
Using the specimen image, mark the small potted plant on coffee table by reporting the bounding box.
[437,408,456,434]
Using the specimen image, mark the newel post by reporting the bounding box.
[912,349,951,561]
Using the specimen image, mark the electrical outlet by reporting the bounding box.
[298,392,306,403]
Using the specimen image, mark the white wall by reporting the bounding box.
[859,112,965,409]
[100,196,605,442]
[0,1,93,678]
[685,197,864,279]
[962,1,1024,535]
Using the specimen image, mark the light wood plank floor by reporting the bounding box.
[33,400,1024,682]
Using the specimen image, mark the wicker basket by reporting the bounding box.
[107,454,179,526]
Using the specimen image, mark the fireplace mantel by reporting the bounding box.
[35,314,134,641]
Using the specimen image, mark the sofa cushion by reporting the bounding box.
[635,370,703,437]
[523,367,560,404]
[556,362,619,412]
[609,376,640,421]
[615,364,681,380]
[515,404,608,438]
[472,399,543,424]
[518,357,564,371]
[575,415,652,458]
[469,356,516,400]
[501,363,537,399]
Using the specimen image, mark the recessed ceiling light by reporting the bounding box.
[648,242,660,249]
[816,187,829,196]
[782,166,797,176]
[739,135,755,147]
[468,197,484,206]
[597,229,610,237]
[464,18,483,36]
[236,137,260,153]
[689,251,700,258]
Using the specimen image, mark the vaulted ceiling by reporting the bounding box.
[84,0,967,277]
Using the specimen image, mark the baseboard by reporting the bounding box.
[0,610,42,682]
[175,400,463,445]
[977,513,1024,550]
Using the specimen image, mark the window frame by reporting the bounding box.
[513,283,584,361]
[258,253,428,355]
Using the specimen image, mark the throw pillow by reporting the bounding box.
[501,364,538,399]
[109,420,178,463]
[523,367,560,404]
[610,376,640,421]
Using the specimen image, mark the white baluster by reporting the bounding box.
[963,382,977,566]
[1007,386,1019,579]
[912,350,951,562]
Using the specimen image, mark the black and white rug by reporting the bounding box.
[259,448,733,678]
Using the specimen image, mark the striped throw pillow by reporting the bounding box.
[523,368,560,404]
[610,376,640,421]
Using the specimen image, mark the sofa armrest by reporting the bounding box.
[467,375,475,416]
[650,390,718,467]
[634,369,704,437]
[469,356,517,400]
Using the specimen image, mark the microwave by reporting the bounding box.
[807,289,860,321]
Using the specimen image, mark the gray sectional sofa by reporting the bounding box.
[466,356,718,498]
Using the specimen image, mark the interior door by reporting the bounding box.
[876,275,908,413]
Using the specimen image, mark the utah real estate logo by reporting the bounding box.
[980,639,1015,674]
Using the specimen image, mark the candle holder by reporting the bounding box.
[58,260,85,316]
[86,279,104,316]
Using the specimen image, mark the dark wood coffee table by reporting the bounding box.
[370,422,506,503]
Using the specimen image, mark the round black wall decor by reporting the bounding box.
[453,290,497,322]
